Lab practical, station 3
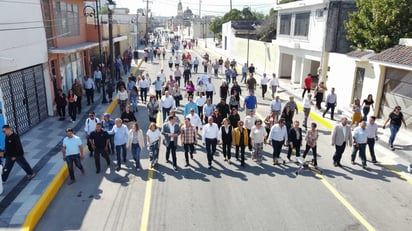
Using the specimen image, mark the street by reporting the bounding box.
[35,47,412,231]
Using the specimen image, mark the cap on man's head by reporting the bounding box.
[104,113,110,118]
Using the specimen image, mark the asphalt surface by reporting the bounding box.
[35,46,412,231]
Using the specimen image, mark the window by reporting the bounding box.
[279,14,292,35]
[294,12,310,37]
[53,1,80,37]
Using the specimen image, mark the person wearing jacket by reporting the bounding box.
[287,121,303,160]
[127,122,145,170]
[232,120,249,167]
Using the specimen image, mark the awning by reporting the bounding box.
[48,42,98,54]
[48,35,128,54]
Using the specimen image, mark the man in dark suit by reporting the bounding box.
[287,121,303,160]
[331,117,353,167]
[162,115,181,171]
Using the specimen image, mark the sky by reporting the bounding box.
[115,0,275,17]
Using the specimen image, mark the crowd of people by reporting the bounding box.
[1,38,408,187]
[61,42,411,183]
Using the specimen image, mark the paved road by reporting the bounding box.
[36,47,412,231]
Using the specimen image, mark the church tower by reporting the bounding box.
[177,0,183,16]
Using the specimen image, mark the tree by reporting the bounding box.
[209,8,261,37]
[257,8,277,42]
[345,0,412,52]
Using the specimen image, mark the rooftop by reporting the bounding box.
[370,45,412,67]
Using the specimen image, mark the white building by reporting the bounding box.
[0,0,51,134]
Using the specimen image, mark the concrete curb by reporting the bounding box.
[21,58,144,231]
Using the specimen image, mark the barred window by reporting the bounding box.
[294,12,310,37]
[53,1,80,37]
[279,14,292,35]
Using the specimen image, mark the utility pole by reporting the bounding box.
[199,0,202,18]
[145,0,149,43]
[230,0,232,11]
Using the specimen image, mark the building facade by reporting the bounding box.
[0,0,50,134]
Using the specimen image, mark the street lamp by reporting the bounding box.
[107,0,115,104]
[246,23,256,68]
[84,1,104,103]
[202,18,208,48]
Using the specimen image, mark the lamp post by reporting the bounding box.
[84,1,105,103]
[107,0,115,104]
[246,24,256,68]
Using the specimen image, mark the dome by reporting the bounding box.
[183,7,193,19]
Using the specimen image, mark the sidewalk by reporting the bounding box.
[196,39,412,176]
[0,58,143,230]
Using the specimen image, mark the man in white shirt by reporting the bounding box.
[186,108,203,133]
[138,73,151,103]
[269,73,279,99]
[323,87,337,120]
[205,78,216,103]
[157,69,166,83]
[84,76,95,105]
[260,73,269,99]
[202,116,221,169]
[84,111,100,157]
[160,91,176,122]
[268,118,288,165]
[195,92,207,120]
[366,116,378,163]
[108,118,129,171]
[93,66,102,93]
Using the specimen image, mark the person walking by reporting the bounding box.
[89,123,110,174]
[127,122,145,171]
[246,73,257,94]
[72,79,83,114]
[244,109,257,152]
[270,96,282,120]
[250,119,267,164]
[162,115,181,171]
[260,73,269,99]
[302,93,314,129]
[67,89,77,122]
[383,106,407,150]
[323,87,337,120]
[268,118,288,165]
[284,96,298,119]
[331,117,352,167]
[62,128,84,185]
[205,78,216,104]
[138,74,150,103]
[146,122,161,168]
[160,91,176,122]
[361,94,374,121]
[366,116,378,163]
[93,66,102,93]
[269,73,279,99]
[232,120,248,167]
[220,118,233,163]
[243,91,257,113]
[202,116,221,169]
[351,121,368,169]
[314,81,327,110]
[1,125,35,183]
[241,63,248,84]
[302,74,312,98]
[287,120,303,161]
[55,89,67,121]
[84,112,100,157]
[117,86,129,113]
[83,76,95,105]
[181,117,197,167]
[351,98,362,128]
[108,118,129,171]
[303,122,319,166]
[147,95,160,123]
[102,113,115,155]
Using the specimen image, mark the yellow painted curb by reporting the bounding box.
[22,61,144,231]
